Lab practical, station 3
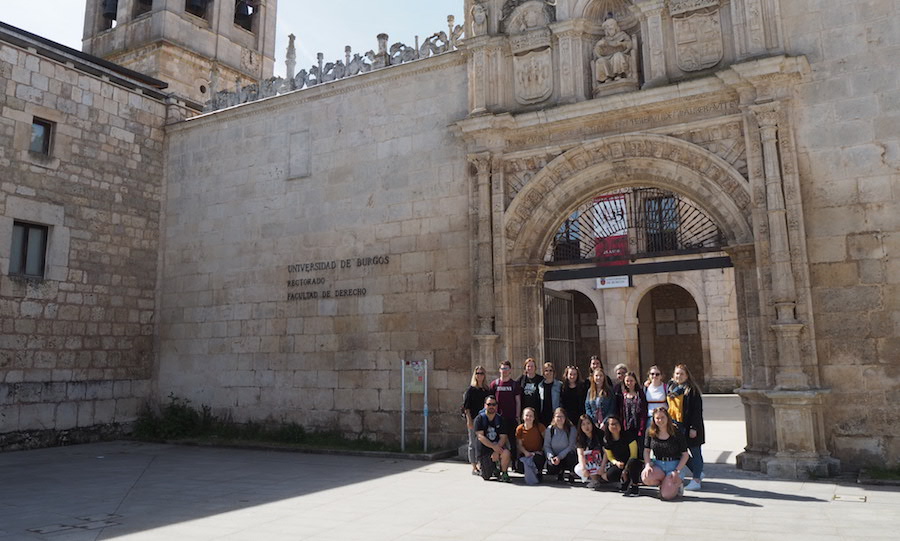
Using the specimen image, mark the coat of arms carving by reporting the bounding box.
[671,1,724,72]
[513,48,553,105]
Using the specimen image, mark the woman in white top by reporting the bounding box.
[644,365,667,423]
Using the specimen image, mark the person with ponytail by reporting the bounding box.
[667,364,705,490]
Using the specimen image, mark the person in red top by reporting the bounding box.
[490,361,522,442]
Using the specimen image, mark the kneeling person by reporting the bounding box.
[515,407,546,483]
[475,397,512,482]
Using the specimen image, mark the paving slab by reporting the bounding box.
[2,395,898,540]
[0,440,898,540]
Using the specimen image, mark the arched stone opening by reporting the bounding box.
[636,283,705,387]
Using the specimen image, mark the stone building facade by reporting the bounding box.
[0,22,193,447]
[1,0,898,477]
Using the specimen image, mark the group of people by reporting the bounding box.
[463,357,706,499]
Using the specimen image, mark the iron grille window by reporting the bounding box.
[645,196,678,252]
[546,187,724,263]
[10,221,48,278]
[30,118,53,155]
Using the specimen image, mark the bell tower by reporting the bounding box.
[82,0,277,105]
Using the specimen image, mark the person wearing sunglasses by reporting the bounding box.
[538,362,562,427]
[474,397,512,482]
[464,366,492,476]
[644,366,668,426]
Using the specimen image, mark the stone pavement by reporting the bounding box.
[1,396,897,540]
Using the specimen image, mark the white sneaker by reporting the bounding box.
[698,472,706,480]
[685,480,702,490]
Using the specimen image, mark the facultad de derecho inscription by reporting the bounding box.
[285,255,391,301]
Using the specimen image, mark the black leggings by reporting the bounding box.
[545,453,578,475]
[604,458,644,487]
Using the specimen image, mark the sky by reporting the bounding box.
[2,1,465,77]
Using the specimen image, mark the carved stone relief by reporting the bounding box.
[471,2,488,37]
[514,49,554,105]
[501,0,556,34]
[503,154,556,207]
[670,0,725,72]
[668,121,748,179]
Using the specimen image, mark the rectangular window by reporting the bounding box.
[30,118,53,155]
[10,221,48,278]
[234,1,256,32]
[186,0,210,19]
[134,0,153,17]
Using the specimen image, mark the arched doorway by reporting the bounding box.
[637,284,704,387]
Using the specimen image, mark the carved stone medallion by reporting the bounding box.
[673,9,724,72]
[513,48,553,105]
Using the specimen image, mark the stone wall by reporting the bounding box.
[160,53,471,446]
[0,35,169,448]
[783,1,900,464]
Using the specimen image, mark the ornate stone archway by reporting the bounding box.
[477,128,838,478]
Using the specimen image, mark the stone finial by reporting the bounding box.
[285,34,297,80]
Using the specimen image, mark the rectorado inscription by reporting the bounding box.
[285,255,390,301]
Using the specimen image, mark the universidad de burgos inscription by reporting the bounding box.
[285,255,391,300]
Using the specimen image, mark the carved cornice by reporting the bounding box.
[669,0,720,17]
[509,27,552,55]
[169,52,466,131]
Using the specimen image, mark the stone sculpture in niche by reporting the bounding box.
[471,3,488,37]
[593,18,632,83]
[591,17,639,97]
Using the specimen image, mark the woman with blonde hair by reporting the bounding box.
[667,363,705,490]
[644,365,667,424]
[463,366,491,475]
[543,407,578,481]
[585,367,615,426]
[641,407,689,500]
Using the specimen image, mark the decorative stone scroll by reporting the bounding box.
[205,16,464,112]
[670,0,724,72]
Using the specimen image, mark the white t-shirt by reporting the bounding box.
[645,382,667,418]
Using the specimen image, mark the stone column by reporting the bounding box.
[752,103,808,390]
[634,0,668,88]
[504,264,546,362]
[469,153,498,369]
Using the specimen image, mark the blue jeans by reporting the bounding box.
[687,446,704,478]
[652,459,686,478]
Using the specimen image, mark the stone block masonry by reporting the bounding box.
[0,29,178,448]
[160,54,471,447]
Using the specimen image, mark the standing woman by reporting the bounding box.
[600,416,643,496]
[574,414,605,489]
[667,363,705,490]
[585,367,615,426]
[538,362,563,427]
[463,366,492,475]
[543,407,578,481]
[560,366,587,426]
[644,366,668,426]
[641,407,689,500]
[617,371,648,450]
[518,357,544,419]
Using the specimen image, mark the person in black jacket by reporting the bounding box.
[463,366,491,476]
[667,364,705,490]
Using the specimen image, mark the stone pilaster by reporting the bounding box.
[762,389,840,478]
[469,153,498,368]
[634,0,668,88]
[550,19,591,104]
[734,388,774,471]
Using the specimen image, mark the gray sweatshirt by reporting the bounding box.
[543,424,577,460]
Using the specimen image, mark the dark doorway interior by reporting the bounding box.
[637,284,704,388]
